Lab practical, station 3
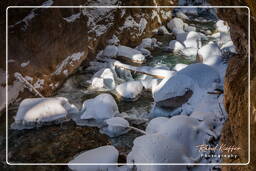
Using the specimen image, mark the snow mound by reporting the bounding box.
[11,97,78,130]
[168,40,185,52]
[167,17,185,34]
[173,63,188,71]
[117,45,145,64]
[177,63,221,89]
[100,117,130,137]
[198,42,222,65]
[91,68,116,90]
[146,117,169,134]
[102,45,118,58]
[68,145,119,171]
[80,93,119,120]
[127,134,189,171]
[116,81,143,100]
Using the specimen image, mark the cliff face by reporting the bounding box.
[0,0,178,111]
[208,0,256,170]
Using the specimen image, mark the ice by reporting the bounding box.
[11,97,78,130]
[91,68,116,90]
[68,145,119,171]
[198,42,222,66]
[173,63,188,71]
[102,45,118,58]
[116,81,143,100]
[80,93,119,120]
[167,17,185,34]
[100,117,130,137]
[117,45,145,63]
[168,40,185,52]
[127,134,190,171]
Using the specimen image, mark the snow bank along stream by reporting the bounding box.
[7,5,237,171]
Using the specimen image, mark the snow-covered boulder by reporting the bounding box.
[167,17,185,34]
[180,47,198,57]
[100,117,130,137]
[177,63,221,89]
[221,40,236,54]
[116,81,143,100]
[179,31,202,49]
[176,11,189,20]
[11,97,78,130]
[173,63,188,71]
[156,25,171,35]
[168,40,185,52]
[216,20,230,32]
[198,42,222,65]
[138,38,158,50]
[68,145,119,171]
[127,134,190,171]
[154,115,216,158]
[91,68,116,90]
[141,78,159,91]
[80,93,119,120]
[102,45,118,58]
[117,45,145,64]
[145,117,169,134]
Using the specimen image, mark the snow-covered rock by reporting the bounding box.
[11,97,78,130]
[176,11,189,20]
[91,68,116,90]
[168,40,185,52]
[114,67,133,81]
[117,45,145,64]
[180,31,202,49]
[180,47,198,57]
[184,25,196,32]
[68,145,119,171]
[136,47,151,58]
[80,93,119,120]
[107,35,120,46]
[100,117,130,137]
[173,63,188,71]
[145,117,169,134]
[116,81,143,100]
[221,40,236,54]
[138,38,158,50]
[177,63,221,89]
[167,17,185,34]
[216,20,230,32]
[127,134,190,171]
[198,42,222,65]
[102,45,118,58]
[156,25,171,35]
[141,78,159,91]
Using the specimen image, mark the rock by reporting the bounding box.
[168,40,185,52]
[114,67,134,81]
[173,63,188,71]
[11,97,78,130]
[68,145,119,171]
[205,30,212,35]
[80,93,119,120]
[100,117,130,137]
[91,68,116,90]
[117,45,145,64]
[167,17,185,34]
[102,45,118,58]
[116,81,143,100]
[127,134,190,171]
[198,42,222,65]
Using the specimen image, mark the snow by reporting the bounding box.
[141,78,159,91]
[216,20,230,32]
[168,40,185,52]
[198,42,222,65]
[41,0,54,6]
[177,63,221,89]
[221,40,237,54]
[176,11,189,20]
[156,26,171,35]
[53,51,84,75]
[184,25,196,32]
[80,93,119,120]
[68,145,119,171]
[182,31,202,49]
[117,45,145,63]
[152,10,162,24]
[120,16,148,36]
[127,134,189,171]
[138,38,158,50]
[100,117,130,137]
[107,35,120,45]
[180,47,198,57]
[11,97,78,130]
[115,67,134,81]
[102,45,118,58]
[116,81,143,100]
[20,60,30,68]
[167,17,185,34]
[63,13,80,23]
[173,63,188,71]
[91,68,116,90]
[33,79,45,89]
[145,117,169,134]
